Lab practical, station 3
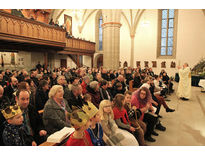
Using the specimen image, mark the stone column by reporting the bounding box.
[102,9,121,70]
[130,34,135,67]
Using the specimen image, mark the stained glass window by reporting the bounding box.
[160,9,175,56]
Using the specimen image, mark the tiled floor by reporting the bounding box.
[147,82,205,146]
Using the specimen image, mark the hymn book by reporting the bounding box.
[47,127,75,143]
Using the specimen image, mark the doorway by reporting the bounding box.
[60,59,67,68]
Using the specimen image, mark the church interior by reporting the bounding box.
[0,7,205,147]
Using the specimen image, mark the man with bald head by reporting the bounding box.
[4,77,18,102]
[177,63,191,100]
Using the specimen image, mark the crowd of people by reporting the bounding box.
[0,64,176,146]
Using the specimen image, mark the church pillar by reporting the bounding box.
[102,9,121,70]
[130,34,135,67]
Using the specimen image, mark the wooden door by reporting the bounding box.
[97,55,103,68]
[60,59,67,68]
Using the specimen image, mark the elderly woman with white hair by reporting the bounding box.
[43,85,72,136]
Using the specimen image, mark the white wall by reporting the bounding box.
[176,9,205,69]
[52,54,76,68]
[31,52,44,69]
[67,56,77,68]
[17,51,31,70]
[58,10,97,67]
[119,9,205,77]
[83,55,92,67]
[120,14,131,66]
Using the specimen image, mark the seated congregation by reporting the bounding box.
[0,65,175,146]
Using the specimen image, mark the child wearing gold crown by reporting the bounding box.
[65,108,93,146]
[82,101,106,146]
[1,104,36,146]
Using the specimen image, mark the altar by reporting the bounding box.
[198,79,205,92]
[175,73,205,87]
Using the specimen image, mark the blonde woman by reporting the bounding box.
[43,85,72,136]
[99,100,139,146]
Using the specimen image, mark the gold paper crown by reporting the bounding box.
[70,109,89,128]
[1,105,22,120]
[82,101,99,119]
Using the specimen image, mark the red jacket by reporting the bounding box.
[81,81,87,95]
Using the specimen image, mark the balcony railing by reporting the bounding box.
[0,10,95,55]
[64,37,95,55]
[0,10,66,47]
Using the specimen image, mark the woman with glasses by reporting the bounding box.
[131,87,158,142]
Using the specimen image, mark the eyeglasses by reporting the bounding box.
[140,92,146,96]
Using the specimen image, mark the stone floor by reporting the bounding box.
[147,82,205,146]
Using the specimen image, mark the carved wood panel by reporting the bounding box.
[152,61,157,68]
[0,12,66,45]
[170,61,176,68]
[144,61,149,67]
[161,61,166,68]
[136,61,140,67]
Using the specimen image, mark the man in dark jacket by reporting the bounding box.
[30,70,39,87]
[101,69,110,81]
[16,89,47,145]
[35,80,49,111]
[50,72,57,87]
[0,74,7,88]
[57,75,70,102]
[67,84,87,109]
[4,77,18,102]
[112,75,127,95]
[99,80,113,101]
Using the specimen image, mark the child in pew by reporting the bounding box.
[65,108,93,146]
[124,91,146,146]
[82,101,106,146]
[112,94,141,145]
[1,104,37,146]
[99,100,139,146]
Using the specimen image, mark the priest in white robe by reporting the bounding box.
[177,63,191,100]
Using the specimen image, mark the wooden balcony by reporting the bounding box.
[0,10,95,57]
[58,37,95,56]
[0,10,66,48]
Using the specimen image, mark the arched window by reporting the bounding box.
[157,9,178,58]
[95,10,103,52]
[99,16,103,51]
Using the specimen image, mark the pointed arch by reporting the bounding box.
[133,9,145,34]
[79,9,98,33]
